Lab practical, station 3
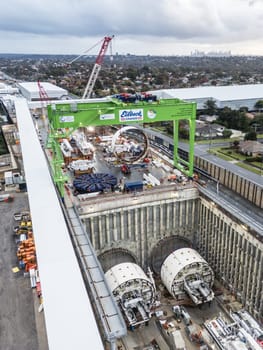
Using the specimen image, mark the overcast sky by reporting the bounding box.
[0,0,262,56]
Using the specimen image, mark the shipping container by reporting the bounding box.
[124,181,144,192]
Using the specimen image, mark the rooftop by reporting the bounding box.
[150,84,263,102]
[18,81,67,94]
[17,81,68,101]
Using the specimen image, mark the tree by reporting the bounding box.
[222,129,232,139]
[254,100,263,111]
[251,114,263,131]
[126,67,138,80]
[244,131,257,141]
[217,108,249,131]
[203,99,217,116]
[239,113,250,132]
[154,71,169,85]
[179,128,189,139]
[239,106,248,113]
[166,123,173,135]
[217,107,232,127]
[231,140,240,149]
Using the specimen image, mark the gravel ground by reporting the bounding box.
[0,191,48,350]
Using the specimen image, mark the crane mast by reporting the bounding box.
[82,35,114,99]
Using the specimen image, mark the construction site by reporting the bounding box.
[0,37,262,350]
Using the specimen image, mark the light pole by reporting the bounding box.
[209,125,212,152]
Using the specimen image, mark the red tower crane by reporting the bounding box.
[37,80,50,102]
[37,80,51,119]
[70,35,114,99]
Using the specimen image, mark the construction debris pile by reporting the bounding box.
[13,211,42,301]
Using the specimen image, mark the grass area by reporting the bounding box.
[218,148,247,161]
[208,149,234,161]
[195,137,241,145]
[208,147,242,161]
[252,161,263,168]
[236,162,262,175]
[212,148,262,174]
[218,154,234,161]
[216,153,233,161]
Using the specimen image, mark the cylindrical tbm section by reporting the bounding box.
[161,248,214,303]
[105,262,155,327]
[99,248,137,272]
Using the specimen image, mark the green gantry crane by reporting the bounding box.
[47,97,196,197]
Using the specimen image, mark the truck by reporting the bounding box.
[180,307,192,326]
[185,324,203,344]
[172,169,186,183]
[172,305,182,321]
[173,306,191,326]
[121,164,131,175]
[124,181,144,192]
[4,171,13,186]
[0,194,14,202]
[171,330,186,350]
[158,320,186,350]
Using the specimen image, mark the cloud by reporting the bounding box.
[0,0,262,54]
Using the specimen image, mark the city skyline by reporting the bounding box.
[0,0,262,56]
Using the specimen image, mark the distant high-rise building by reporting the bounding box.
[191,49,231,57]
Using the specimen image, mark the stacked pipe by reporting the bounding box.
[13,211,42,299]
[17,235,36,270]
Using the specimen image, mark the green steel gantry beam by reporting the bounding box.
[47,98,196,197]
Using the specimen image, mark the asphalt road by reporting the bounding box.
[0,192,47,350]
[201,179,263,234]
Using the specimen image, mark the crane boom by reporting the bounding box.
[69,39,103,65]
[82,35,114,99]
[37,80,51,119]
[37,80,50,102]
[95,35,114,65]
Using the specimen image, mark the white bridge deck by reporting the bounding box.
[15,98,104,350]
